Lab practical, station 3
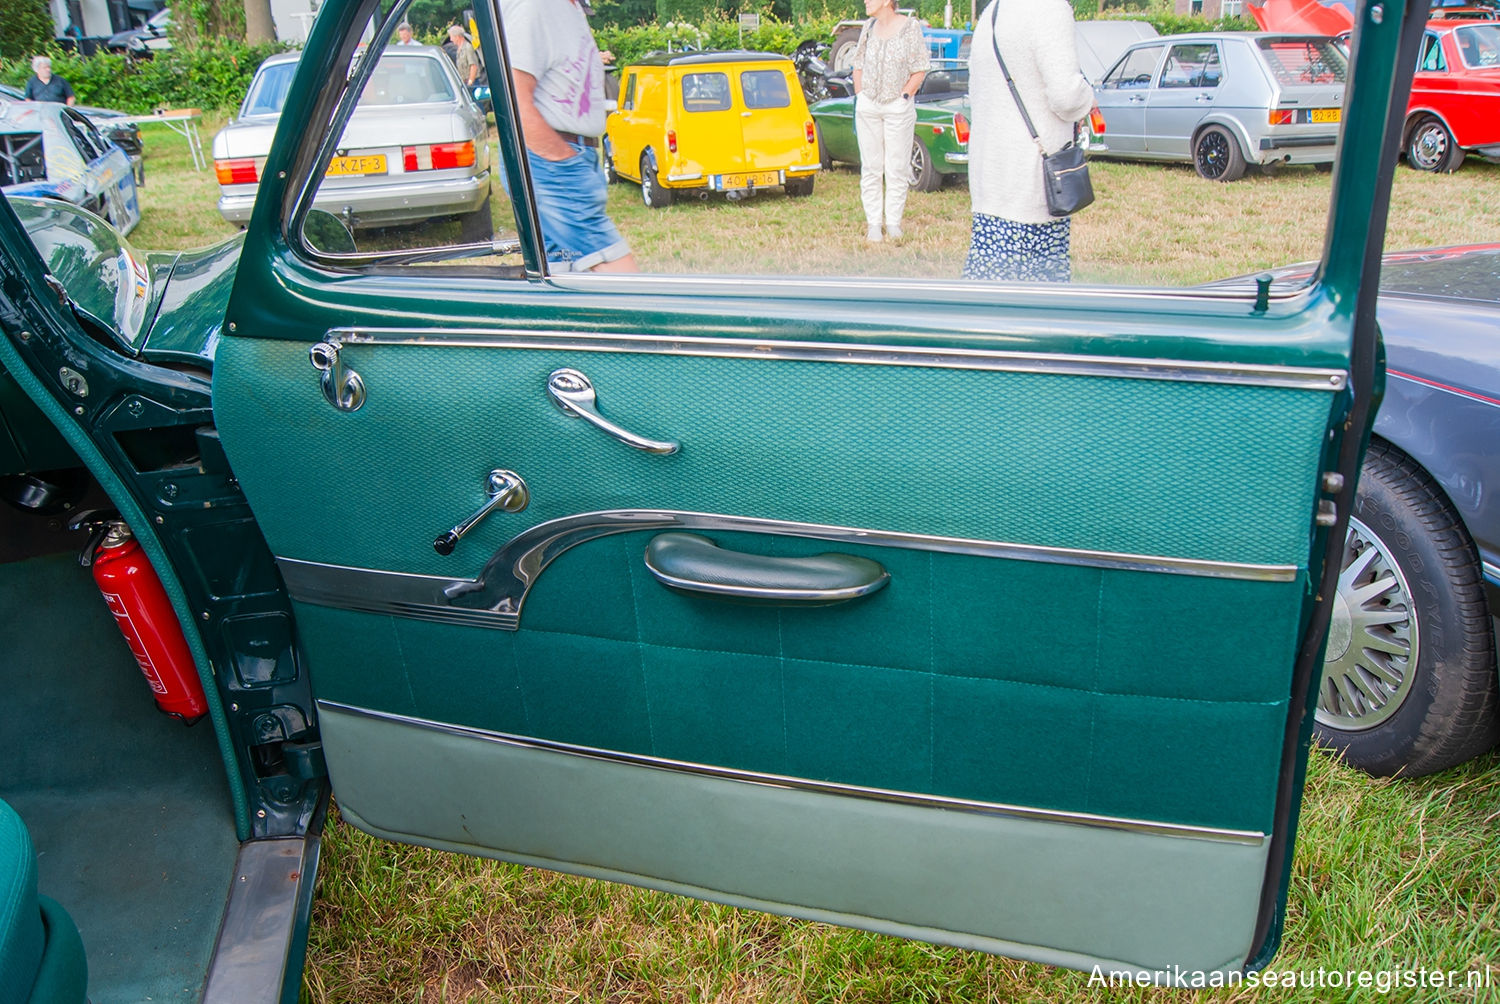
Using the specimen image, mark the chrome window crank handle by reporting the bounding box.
[434,469,529,555]
[547,369,679,455]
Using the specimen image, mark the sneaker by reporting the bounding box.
[866,226,882,243]
[887,224,904,240]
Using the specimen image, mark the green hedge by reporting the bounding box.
[0,41,291,113]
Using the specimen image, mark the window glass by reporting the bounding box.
[241,60,298,117]
[279,0,1373,293]
[681,72,731,112]
[1159,44,1221,89]
[740,69,790,110]
[1455,25,1500,68]
[293,3,522,269]
[1101,46,1163,89]
[1256,38,1348,85]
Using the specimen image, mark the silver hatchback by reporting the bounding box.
[212,47,491,230]
[1089,33,1347,181]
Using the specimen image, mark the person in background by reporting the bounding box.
[499,0,637,272]
[963,0,1092,281]
[395,21,417,45]
[447,25,479,87]
[24,57,76,106]
[851,0,928,243]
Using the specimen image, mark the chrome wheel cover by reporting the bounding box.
[1410,122,1449,171]
[1316,516,1420,731]
[909,142,925,188]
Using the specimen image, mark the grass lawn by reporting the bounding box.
[124,123,1500,1003]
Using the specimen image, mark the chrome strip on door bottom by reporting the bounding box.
[318,700,1268,846]
[278,509,1300,631]
[330,327,1348,392]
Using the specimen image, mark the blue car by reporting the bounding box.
[1215,247,1500,777]
[0,99,140,235]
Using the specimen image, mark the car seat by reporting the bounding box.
[0,799,86,1004]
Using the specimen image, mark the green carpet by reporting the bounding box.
[0,550,240,1002]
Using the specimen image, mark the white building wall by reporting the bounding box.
[271,0,319,43]
[51,0,114,37]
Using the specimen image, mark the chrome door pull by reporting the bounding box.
[546,368,679,455]
[434,469,529,555]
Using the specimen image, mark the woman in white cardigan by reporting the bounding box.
[964,0,1094,281]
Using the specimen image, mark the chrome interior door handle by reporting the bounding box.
[434,469,529,555]
[546,368,679,455]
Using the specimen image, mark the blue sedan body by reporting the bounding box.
[1369,247,1500,609]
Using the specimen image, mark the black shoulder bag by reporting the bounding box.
[988,5,1093,217]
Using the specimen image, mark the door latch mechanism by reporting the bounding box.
[308,339,366,412]
[434,469,529,555]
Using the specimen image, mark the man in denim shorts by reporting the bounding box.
[500,0,637,272]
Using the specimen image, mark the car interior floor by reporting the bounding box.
[0,503,240,1003]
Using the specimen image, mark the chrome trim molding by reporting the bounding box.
[319,700,1268,846]
[329,327,1348,392]
[279,509,1300,631]
[201,835,320,1004]
[1484,560,1500,584]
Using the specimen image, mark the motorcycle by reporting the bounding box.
[792,39,853,106]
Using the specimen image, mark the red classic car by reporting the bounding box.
[1405,19,1500,171]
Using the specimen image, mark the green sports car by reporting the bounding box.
[809,66,970,191]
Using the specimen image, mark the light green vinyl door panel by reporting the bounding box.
[212,283,1346,973]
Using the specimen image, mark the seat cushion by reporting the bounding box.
[26,897,86,1004]
[0,798,43,1004]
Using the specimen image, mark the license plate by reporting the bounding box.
[326,154,387,176]
[720,170,779,189]
[1309,108,1341,124]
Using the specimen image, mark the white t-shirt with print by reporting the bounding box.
[500,0,606,137]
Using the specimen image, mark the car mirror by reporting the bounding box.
[304,210,355,254]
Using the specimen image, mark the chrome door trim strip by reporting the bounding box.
[1484,560,1500,585]
[329,327,1348,392]
[279,509,1300,632]
[319,700,1268,846]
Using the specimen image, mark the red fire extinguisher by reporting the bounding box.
[75,515,208,724]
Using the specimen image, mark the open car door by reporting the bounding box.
[205,0,1422,980]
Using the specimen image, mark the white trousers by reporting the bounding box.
[855,93,918,231]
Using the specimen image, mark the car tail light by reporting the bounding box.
[402,141,476,171]
[954,112,970,144]
[667,129,677,154]
[1088,107,1106,136]
[805,121,816,143]
[214,158,258,185]
[1268,109,1295,126]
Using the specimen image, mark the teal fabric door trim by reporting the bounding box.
[212,337,1337,579]
[320,702,1270,975]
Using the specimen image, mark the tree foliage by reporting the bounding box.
[4,0,55,61]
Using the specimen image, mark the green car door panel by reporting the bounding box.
[202,0,1420,979]
[319,701,1268,976]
